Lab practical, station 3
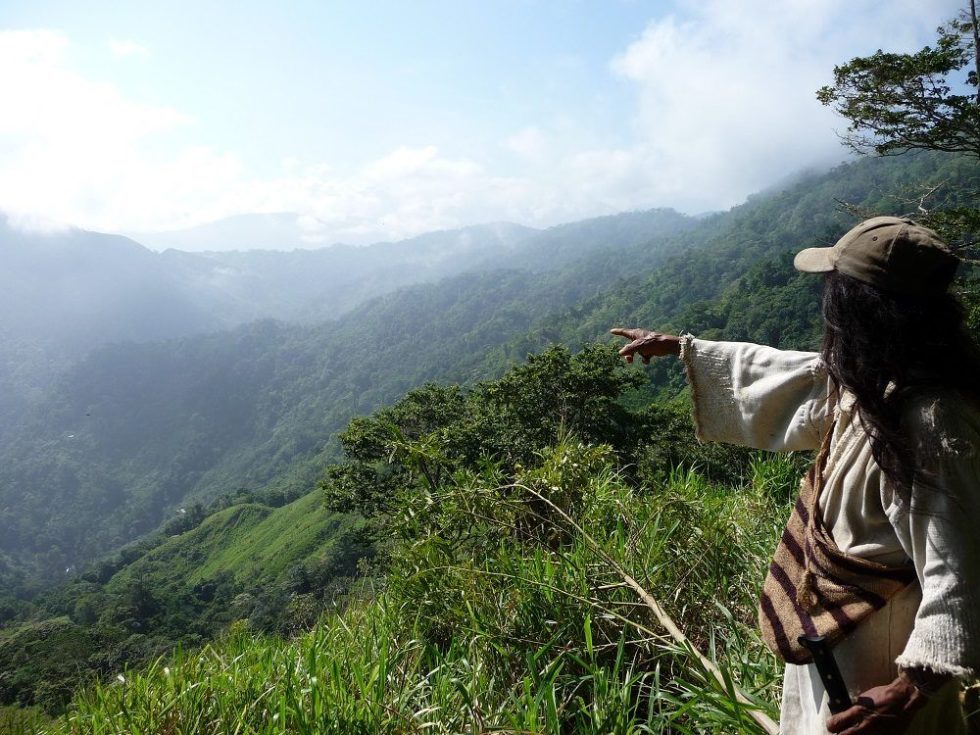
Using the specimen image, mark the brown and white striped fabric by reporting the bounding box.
[759,425,916,664]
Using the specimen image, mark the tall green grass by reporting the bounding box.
[0,705,50,735]
[42,441,800,734]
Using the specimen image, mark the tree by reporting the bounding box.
[817,5,980,254]
[321,345,649,522]
[817,3,980,158]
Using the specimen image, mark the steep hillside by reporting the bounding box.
[0,209,693,432]
[5,344,802,728]
[2,151,978,721]
[1,152,976,590]
[0,490,367,711]
[0,220,698,584]
[105,492,364,593]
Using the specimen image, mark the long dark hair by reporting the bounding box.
[820,270,980,497]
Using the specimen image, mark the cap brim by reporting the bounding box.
[793,247,836,273]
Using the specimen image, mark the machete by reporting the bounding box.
[798,635,853,714]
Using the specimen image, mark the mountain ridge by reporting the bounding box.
[2,152,975,591]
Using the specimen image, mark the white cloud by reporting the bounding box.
[269,147,515,244]
[504,127,548,161]
[600,0,961,212]
[108,39,148,58]
[0,33,511,243]
[363,145,481,181]
[0,30,193,230]
[364,145,439,179]
[0,5,964,247]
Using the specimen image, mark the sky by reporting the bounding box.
[0,0,964,247]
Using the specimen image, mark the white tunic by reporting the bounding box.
[680,337,980,734]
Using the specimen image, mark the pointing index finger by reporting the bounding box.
[610,327,639,340]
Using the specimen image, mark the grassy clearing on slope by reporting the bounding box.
[48,443,800,734]
[107,492,361,592]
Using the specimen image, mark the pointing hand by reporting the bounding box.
[609,327,681,364]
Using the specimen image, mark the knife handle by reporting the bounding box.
[798,635,852,714]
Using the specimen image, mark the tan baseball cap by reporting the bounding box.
[794,216,958,295]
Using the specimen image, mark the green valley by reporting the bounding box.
[1,150,978,731]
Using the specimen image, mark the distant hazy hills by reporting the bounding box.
[0,208,694,345]
[0,204,699,585]
[0,216,533,353]
[0,209,694,425]
[2,151,976,591]
[128,212,344,253]
[0,221,219,351]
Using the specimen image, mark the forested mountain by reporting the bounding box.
[0,262,683,588]
[0,223,222,430]
[0,218,530,430]
[2,151,975,593]
[1,150,978,722]
[0,217,533,357]
[0,210,693,431]
[0,207,696,354]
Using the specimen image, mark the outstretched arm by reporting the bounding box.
[610,327,832,452]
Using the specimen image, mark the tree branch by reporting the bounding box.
[971,0,980,105]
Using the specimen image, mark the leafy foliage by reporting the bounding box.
[0,492,369,712]
[321,345,756,528]
[816,5,980,258]
[45,434,805,734]
[817,7,980,158]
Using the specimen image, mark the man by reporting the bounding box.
[613,217,979,734]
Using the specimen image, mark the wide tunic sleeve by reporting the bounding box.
[679,336,832,452]
[892,395,980,679]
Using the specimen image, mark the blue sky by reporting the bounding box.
[0,0,963,246]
